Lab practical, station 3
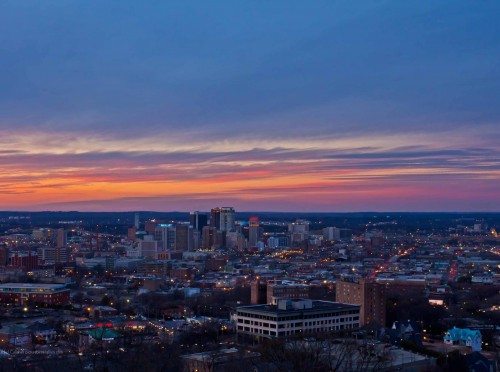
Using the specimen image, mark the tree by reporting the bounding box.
[257,334,390,372]
[100,295,112,307]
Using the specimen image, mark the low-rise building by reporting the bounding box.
[0,283,70,306]
[0,324,31,346]
[234,299,360,339]
[181,348,259,372]
[444,327,482,352]
[267,280,310,305]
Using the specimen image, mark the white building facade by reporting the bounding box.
[234,299,360,339]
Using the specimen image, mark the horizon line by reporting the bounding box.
[0,210,498,214]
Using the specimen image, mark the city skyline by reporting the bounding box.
[1,1,499,211]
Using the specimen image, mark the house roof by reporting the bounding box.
[86,328,119,340]
[444,327,481,341]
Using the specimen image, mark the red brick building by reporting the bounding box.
[335,278,386,326]
[266,280,310,305]
[0,283,70,306]
[8,251,38,271]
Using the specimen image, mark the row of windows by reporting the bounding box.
[237,323,357,337]
[274,317,359,329]
[302,317,358,326]
[237,313,276,320]
[237,309,358,321]
[0,288,61,293]
[278,324,355,335]
[237,316,359,329]
[298,310,358,320]
[239,319,277,328]
[275,310,358,321]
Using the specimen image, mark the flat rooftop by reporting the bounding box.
[0,283,67,290]
[237,300,359,315]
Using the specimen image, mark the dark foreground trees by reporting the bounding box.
[256,335,391,372]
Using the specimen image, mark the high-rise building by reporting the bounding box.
[0,246,9,266]
[56,228,67,248]
[154,224,175,251]
[288,219,309,245]
[226,231,246,251]
[189,211,208,232]
[139,240,159,259]
[210,207,235,232]
[219,207,235,232]
[134,213,140,229]
[335,278,386,326]
[203,226,225,249]
[144,220,158,234]
[248,216,261,247]
[127,226,137,241]
[175,223,193,252]
[201,226,224,249]
[192,230,201,250]
[323,227,339,241]
[250,279,268,305]
[210,208,221,230]
[202,226,215,249]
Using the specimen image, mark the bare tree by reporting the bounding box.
[256,332,391,372]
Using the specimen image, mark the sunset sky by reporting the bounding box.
[0,1,499,211]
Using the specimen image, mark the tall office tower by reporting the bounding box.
[56,246,70,264]
[248,216,261,247]
[219,207,235,232]
[0,246,9,266]
[288,219,310,245]
[56,228,67,248]
[288,219,309,234]
[145,220,159,234]
[202,226,226,249]
[154,224,176,251]
[323,226,338,241]
[226,231,246,251]
[250,279,268,305]
[175,223,193,252]
[201,226,215,249]
[335,278,386,326]
[139,239,159,259]
[209,207,235,232]
[192,230,201,250]
[209,208,221,229]
[215,230,225,248]
[189,211,208,232]
[134,213,140,229]
[127,226,137,241]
